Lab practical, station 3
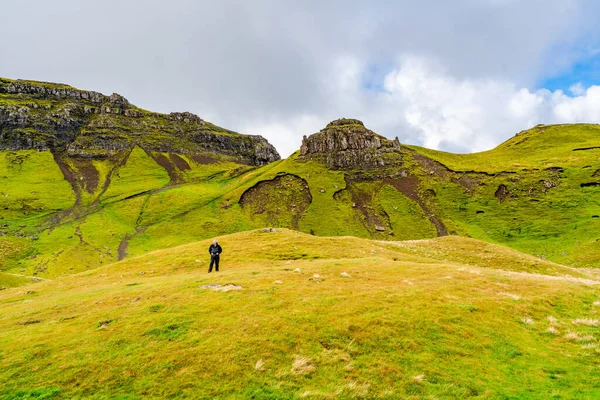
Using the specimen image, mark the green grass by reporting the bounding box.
[1,230,599,398]
[2,78,599,274]
[0,272,38,288]
[403,147,600,267]
[378,185,437,239]
[1,77,75,90]
[0,151,75,223]
[407,124,600,173]
[100,147,171,203]
[1,122,600,278]
[3,80,600,397]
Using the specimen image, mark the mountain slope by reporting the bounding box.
[404,123,600,267]
[0,78,279,165]
[408,123,600,172]
[1,79,599,278]
[1,230,599,399]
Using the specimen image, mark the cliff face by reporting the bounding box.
[0,78,280,165]
[299,118,402,169]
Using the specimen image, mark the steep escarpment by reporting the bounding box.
[299,118,402,169]
[0,78,280,165]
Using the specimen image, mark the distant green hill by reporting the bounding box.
[1,79,599,280]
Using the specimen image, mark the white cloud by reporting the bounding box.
[2,1,600,157]
[248,55,600,157]
[552,86,600,121]
[569,82,586,96]
[382,56,517,151]
[378,57,600,153]
[239,115,324,158]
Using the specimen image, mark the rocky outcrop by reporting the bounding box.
[3,79,105,103]
[0,78,280,166]
[299,118,402,169]
[168,112,204,124]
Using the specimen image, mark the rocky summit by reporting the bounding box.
[300,118,402,169]
[0,78,280,165]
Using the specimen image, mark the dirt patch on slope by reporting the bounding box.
[411,153,451,178]
[383,176,448,237]
[190,153,219,165]
[52,151,81,209]
[147,152,178,182]
[240,174,312,229]
[338,181,390,233]
[495,184,510,201]
[169,153,191,171]
[451,175,479,193]
[69,158,100,194]
[146,151,194,183]
[118,227,147,261]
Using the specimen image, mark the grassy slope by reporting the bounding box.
[1,124,599,279]
[1,230,599,399]
[0,272,37,288]
[405,124,600,267]
[407,124,600,172]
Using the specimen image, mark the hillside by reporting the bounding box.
[0,78,279,165]
[1,88,599,279]
[407,124,600,172]
[1,229,599,398]
[1,77,600,398]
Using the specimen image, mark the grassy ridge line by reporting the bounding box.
[406,124,600,173]
[1,230,599,398]
[379,236,588,278]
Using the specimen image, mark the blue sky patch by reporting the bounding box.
[539,53,600,94]
[361,62,394,93]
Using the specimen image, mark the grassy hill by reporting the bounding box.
[405,123,600,267]
[2,86,600,398]
[408,124,600,172]
[1,119,599,279]
[1,229,599,399]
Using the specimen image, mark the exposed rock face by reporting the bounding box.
[4,79,105,103]
[0,78,280,166]
[168,112,203,124]
[299,118,402,169]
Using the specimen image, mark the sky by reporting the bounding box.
[2,0,600,157]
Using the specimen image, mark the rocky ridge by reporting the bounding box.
[0,78,280,165]
[299,118,402,169]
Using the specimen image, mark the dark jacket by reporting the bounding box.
[209,244,222,256]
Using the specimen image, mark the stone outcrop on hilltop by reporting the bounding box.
[0,78,280,165]
[299,118,402,169]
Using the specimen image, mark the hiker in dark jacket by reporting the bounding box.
[208,240,222,272]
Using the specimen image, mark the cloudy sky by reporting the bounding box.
[2,0,600,156]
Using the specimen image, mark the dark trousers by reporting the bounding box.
[209,255,220,272]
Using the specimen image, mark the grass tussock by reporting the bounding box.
[572,318,600,327]
[291,356,316,376]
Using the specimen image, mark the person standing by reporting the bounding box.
[208,239,222,272]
